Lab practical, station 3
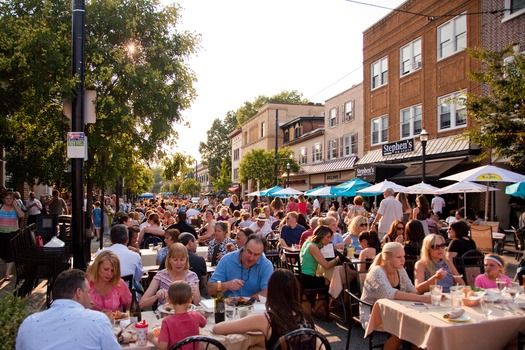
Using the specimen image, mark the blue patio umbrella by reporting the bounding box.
[332,178,371,197]
[138,192,155,199]
[506,182,525,197]
[259,185,284,197]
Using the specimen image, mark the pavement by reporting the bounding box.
[1,230,521,350]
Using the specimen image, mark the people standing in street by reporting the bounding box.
[25,191,42,226]
[0,191,25,280]
[431,194,446,219]
[371,188,403,242]
[46,190,68,216]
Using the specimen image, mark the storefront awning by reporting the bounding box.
[228,186,240,192]
[390,157,466,183]
[300,156,357,175]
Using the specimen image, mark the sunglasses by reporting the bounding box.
[396,226,405,230]
[431,243,447,250]
[359,223,368,227]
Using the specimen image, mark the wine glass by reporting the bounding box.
[480,298,494,319]
[496,278,506,295]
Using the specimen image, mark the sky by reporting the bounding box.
[166,0,406,162]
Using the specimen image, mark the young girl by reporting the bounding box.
[147,281,206,350]
[474,254,512,289]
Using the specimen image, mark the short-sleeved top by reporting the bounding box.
[448,238,477,258]
[299,241,322,277]
[424,259,454,292]
[209,248,274,298]
[207,238,237,266]
[88,279,132,312]
[0,206,18,233]
[475,273,512,289]
[377,197,403,234]
[343,233,363,252]
[158,311,207,349]
[153,269,199,305]
[297,202,307,215]
[280,224,306,247]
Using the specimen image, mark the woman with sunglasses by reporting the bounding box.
[445,220,476,261]
[414,234,465,293]
[382,220,405,244]
[343,216,368,253]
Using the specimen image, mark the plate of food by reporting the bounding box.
[446,314,471,323]
[158,303,197,315]
[106,310,129,321]
[225,296,256,306]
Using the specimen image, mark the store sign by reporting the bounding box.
[326,175,339,180]
[67,132,87,159]
[356,166,375,180]
[382,139,414,156]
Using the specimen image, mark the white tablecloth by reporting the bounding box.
[140,249,158,267]
[197,246,208,259]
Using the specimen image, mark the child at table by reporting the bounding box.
[474,254,512,289]
[147,281,207,350]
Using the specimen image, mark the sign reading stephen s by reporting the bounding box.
[382,139,414,156]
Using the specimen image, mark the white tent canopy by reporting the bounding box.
[402,182,441,195]
[357,180,407,196]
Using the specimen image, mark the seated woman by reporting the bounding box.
[197,209,216,245]
[357,231,381,272]
[343,215,368,253]
[445,220,476,261]
[212,269,314,350]
[140,243,201,309]
[300,224,341,315]
[157,229,180,270]
[322,215,344,250]
[414,234,465,293]
[138,213,165,248]
[475,254,512,289]
[382,220,405,244]
[87,251,131,312]
[207,221,237,266]
[403,220,425,257]
[361,242,430,350]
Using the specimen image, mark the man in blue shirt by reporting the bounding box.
[279,212,306,248]
[16,269,120,350]
[208,235,273,299]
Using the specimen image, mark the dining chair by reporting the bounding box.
[282,250,330,320]
[404,255,419,284]
[518,331,525,350]
[169,335,226,350]
[344,289,383,350]
[469,225,494,254]
[272,328,331,350]
[142,235,164,249]
[453,249,484,287]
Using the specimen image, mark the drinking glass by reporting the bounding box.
[496,278,506,294]
[480,298,494,319]
[225,303,236,321]
[148,243,154,250]
[430,285,443,307]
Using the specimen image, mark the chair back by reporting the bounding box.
[283,250,302,279]
[453,249,484,287]
[272,328,331,350]
[404,255,418,284]
[121,274,134,290]
[142,235,163,249]
[469,225,494,253]
[169,336,226,350]
[483,221,500,234]
[344,261,366,296]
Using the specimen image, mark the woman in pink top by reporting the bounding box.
[297,195,308,215]
[475,254,512,289]
[87,251,131,312]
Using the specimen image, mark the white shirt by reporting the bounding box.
[431,196,446,214]
[25,198,42,216]
[313,199,320,209]
[377,196,403,234]
[248,221,273,237]
[97,243,144,282]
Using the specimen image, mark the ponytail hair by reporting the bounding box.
[371,242,404,268]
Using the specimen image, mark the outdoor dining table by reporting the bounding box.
[196,246,208,259]
[365,291,525,349]
[140,248,158,267]
[120,309,265,349]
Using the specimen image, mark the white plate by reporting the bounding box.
[446,314,471,323]
[158,303,196,314]
[517,302,525,310]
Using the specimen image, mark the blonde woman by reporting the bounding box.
[414,234,465,293]
[343,216,368,252]
[87,251,131,312]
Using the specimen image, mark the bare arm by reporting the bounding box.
[139,279,163,309]
[308,244,340,270]
[414,261,445,294]
[212,313,269,338]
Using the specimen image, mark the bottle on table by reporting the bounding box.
[214,281,225,324]
[129,287,142,324]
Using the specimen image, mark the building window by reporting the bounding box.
[437,13,466,60]
[329,108,338,127]
[283,129,289,143]
[400,105,422,138]
[504,50,524,77]
[299,147,307,165]
[371,57,388,89]
[233,148,240,161]
[343,133,357,156]
[313,143,322,163]
[371,116,388,145]
[328,139,338,160]
[400,38,422,76]
[233,168,239,181]
[344,100,354,122]
[260,121,265,138]
[504,0,525,20]
[294,126,301,138]
[438,92,467,131]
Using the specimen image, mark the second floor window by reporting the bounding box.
[438,14,466,60]
[400,38,422,76]
[299,147,307,165]
[400,105,422,138]
[371,116,388,145]
[343,133,357,156]
[371,57,388,89]
[294,126,301,138]
[438,91,467,131]
[329,108,338,127]
[233,168,239,181]
[344,100,354,122]
[233,148,240,161]
[260,121,266,138]
[328,139,338,160]
[313,143,322,162]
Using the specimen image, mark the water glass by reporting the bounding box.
[430,285,443,307]
[148,243,154,250]
[480,297,494,319]
[450,289,462,308]
[496,278,506,294]
[225,303,236,321]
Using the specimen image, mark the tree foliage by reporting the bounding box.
[213,159,231,191]
[0,0,200,192]
[235,90,310,126]
[464,46,525,167]
[239,147,299,189]
[178,178,200,196]
[162,153,194,181]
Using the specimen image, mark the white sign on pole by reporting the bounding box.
[67,132,86,158]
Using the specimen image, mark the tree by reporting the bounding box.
[178,178,200,196]
[198,111,237,179]
[162,153,195,181]
[239,147,299,189]
[235,90,310,126]
[213,159,231,191]
[464,46,525,167]
[0,0,200,193]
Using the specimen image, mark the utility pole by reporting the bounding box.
[274,109,278,185]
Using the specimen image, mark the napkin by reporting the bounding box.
[443,308,465,319]
[200,299,215,313]
[252,302,266,314]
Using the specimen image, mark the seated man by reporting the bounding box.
[166,211,198,240]
[279,212,306,248]
[97,224,144,289]
[16,269,120,350]
[208,235,273,299]
[178,232,208,294]
[248,214,273,237]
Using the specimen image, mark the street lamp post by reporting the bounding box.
[419,129,429,183]
[286,162,291,188]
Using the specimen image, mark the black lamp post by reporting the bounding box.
[420,129,429,183]
[286,162,291,188]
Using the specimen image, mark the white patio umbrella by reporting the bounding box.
[246,190,260,197]
[272,187,304,197]
[435,180,499,213]
[402,182,441,195]
[185,208,200,217]
[304,186,337,198]
[440,165,525,220]
[357,180,408,196]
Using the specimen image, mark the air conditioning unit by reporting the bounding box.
[414,61,422,69]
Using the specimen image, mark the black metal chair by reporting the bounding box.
[142,235,163,249]
[272,328,331,350]
[169,335,226,350]
[518,331,525,349]
[453,249,484,287]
